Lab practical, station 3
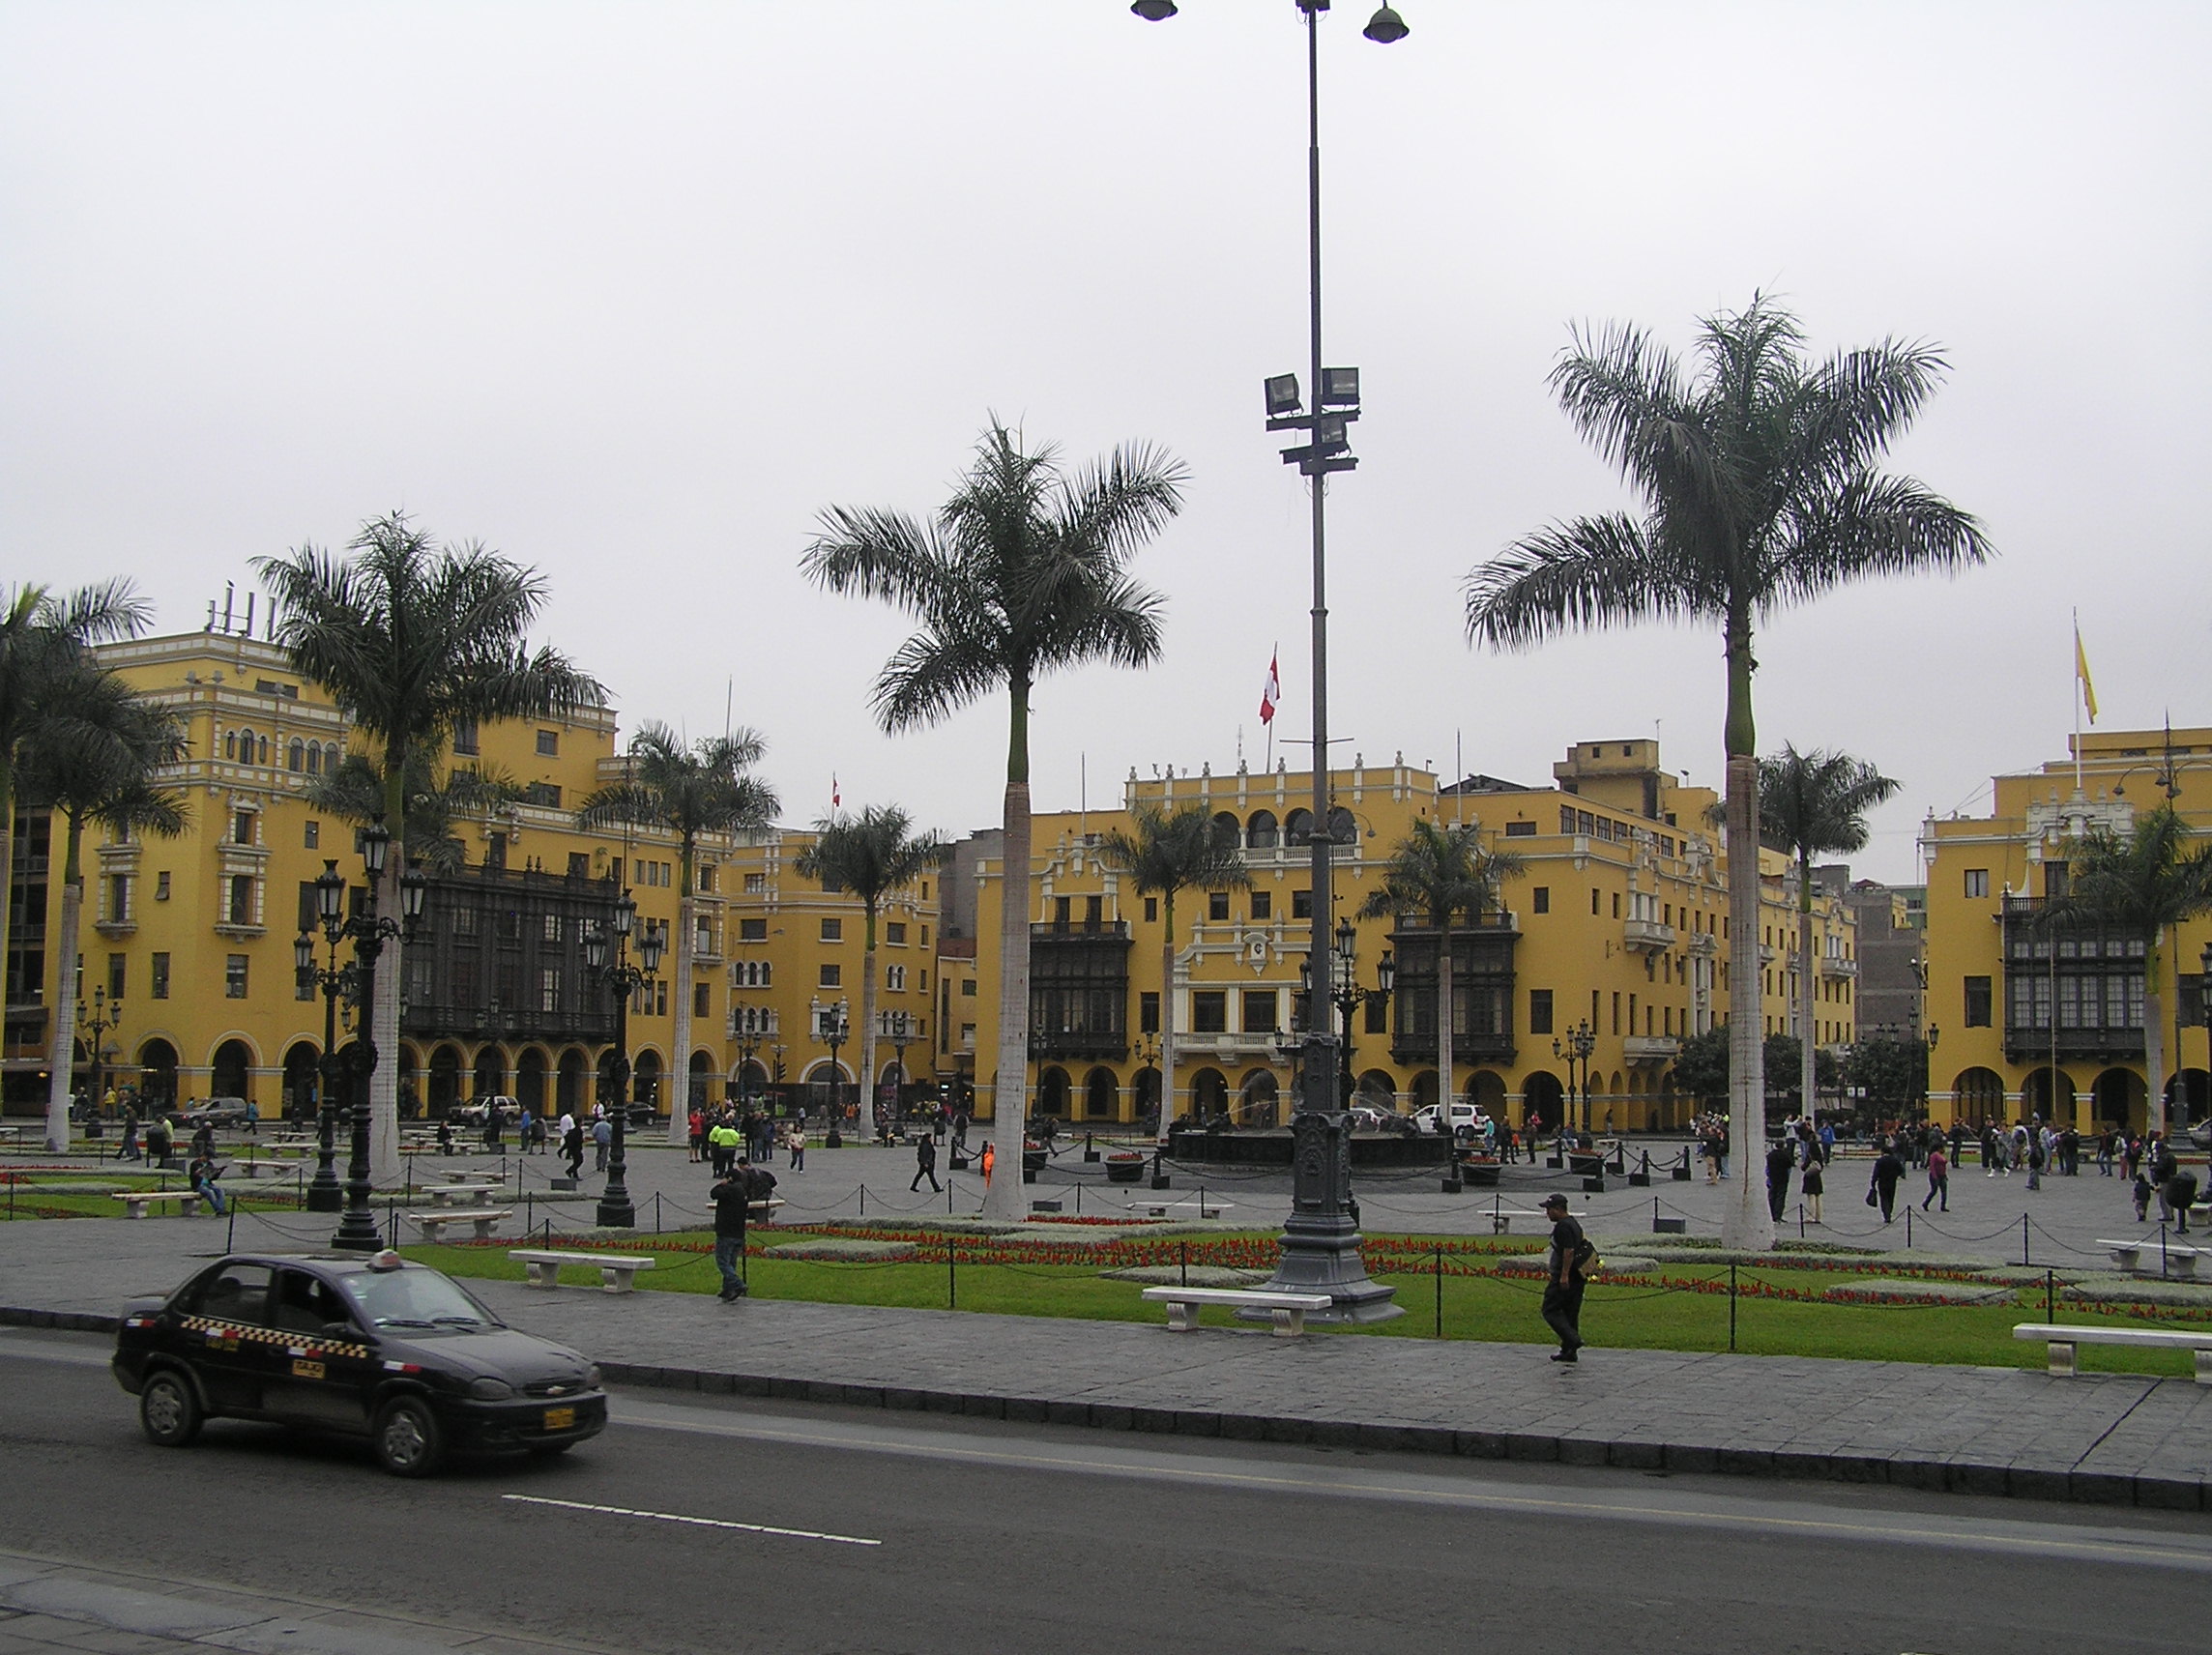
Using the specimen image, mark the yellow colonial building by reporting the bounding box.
[1921,725,2212,1132]
[5,620,939,1125]
[959,740,1857,1133]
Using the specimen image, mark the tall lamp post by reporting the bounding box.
[1298,918,1394,1108]
[1136,0,1410,1325]
[819,998,850,1130]
[886,1010,915,1125]
[309,823,427,1251]
[584,891,662,1229]
[1554,1019,1596,1136]
[295,866,356,1211]
[76,984,121,1126]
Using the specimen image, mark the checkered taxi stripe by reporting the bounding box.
[179,1315,370,1360]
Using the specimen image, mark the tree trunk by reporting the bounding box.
[1798,857,1817,1131]
[43,815,82,1153]
[988,777,1033,1218]
[1155,890,1177,1147]
[666,840,697,1145]
[1438,922,1455,1122]
[1721,626,1772,1250]
[859,903,880,1137]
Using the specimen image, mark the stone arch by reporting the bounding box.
[427,1043,463,1118]
[1408,1069,1440,1111]
[2166,1068,2210,1125]
[394,1044,421,1119]
[1237,1067,1280,1127]
[472,1046,508,1101]
[737,1059,770,1100]
[1084,1065,1119,1121]
[2091,1067,2145,1130]
[1036,1065,1072,1119]
[1354,1069,1397,1111]
[288,738,306,772]
[2021,1065,2079,1127]
[1283,807,1313,845]
[282,1039,322,1120]
[632,1050,664,1112]
[1468,1069,1508,1116]
[1133,1066,1162,1123]
[1246,810,1279,849]
[515,1047,550,1113]
[136,1037,179,1108]
[208,1037,255,1103]
[1210,811,1240,851]
[1952,1066,2006,1123]
[689,1050,715,1112]
[1521,1069,1565,1134]
[556,1046,588,1113]
[1189,1067,1230,1118]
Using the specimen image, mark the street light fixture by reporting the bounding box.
[584,890,661,1229]
[1554,1018,1597,1136]
[1136,0,1409,1325]
[76,984,122,1126]
[1297,921,1395,1109]
[295,879,357,1213]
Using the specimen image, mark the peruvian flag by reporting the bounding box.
[1258,652,1281,726]
[831,773,841,809]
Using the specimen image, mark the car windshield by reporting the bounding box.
[337,1266,501,1331]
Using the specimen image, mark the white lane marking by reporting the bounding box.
[607,1396,2212,1574]
[500,1493,880,1547]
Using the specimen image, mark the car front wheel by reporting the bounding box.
[139,1371,202,1447]
[373,1396,444,1477]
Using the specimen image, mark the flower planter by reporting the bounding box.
[1104,1156,1147,1185]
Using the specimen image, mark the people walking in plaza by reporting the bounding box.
[592,1113,612,1172]
[911,1132,941,1193]
[2150,1136,2179,1221]
[1800,1138,1825,1224]
[709,1160,753,1300]
[687,1107,706,1163]
[709,1115,740,1177]
[2025,1129,2045,1191]
[1923,1144,1949,1212]
[1765,1138,1795,1224]
[1540,1193,1589,1363]
[980,1141,995,1189]
[119,1108,141,1162]
[784,1120,805,1172]
[1870,1142,1905,1224]
[2097,1128,2115,1176]
[562,1118,585,1179]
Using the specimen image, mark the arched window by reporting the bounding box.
[1284,808,1313,844]
[223,730,238,760]
[324,743,341,773]
[1247,810,1278,849]
[306,741,321,775]
[237,728,254,765]
[287,739,305,772]
[1211,812,1240,851]
[257,736,270,766]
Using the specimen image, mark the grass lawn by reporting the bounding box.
[405,1228,2209,1380]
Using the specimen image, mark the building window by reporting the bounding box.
[694,982,711,1017]
[227,875,254,926]
[151,952,170,1000]
[886,921,907,945]
[1964,975,1992,1028]
[536,729,559,757]
[1192,991,1228,1033]
[107,953,127,1000]
[105,873,131,924]
[452,719,480,756]
[542,914,562,943]
[887,964,907,990]
[1612,891,1621,919]
[1242,989,1277,1033]
[962,977,978,998]
[1365,995,1387,1034]
[1208,891,1230,921]
[233,811,254,846]
[820,964,842,988]
[156,871,170,902]
[302,819,320,851]
[1591,888,1601,915]
[1145,896,1158,923]
[1532,886,1550,915]
[1292,889,1312,919]
[541,969,560,1014]
[739,917,768,942]
[1965,869,1990,899]
[1504,819,1536,837]
[224,954,248,999]
[523,781,562,808]
[820,917,842,942]
[1138,991,1159,1033]
[568,852,591,878]
[1250,889,1271,920]
[1529,988,1554,1035]
[698,864,716,894]
[744,872,766,894]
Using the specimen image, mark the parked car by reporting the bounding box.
[179,1097,255,1129]
[112,1250,605,1476]
[454,1096,519,1128]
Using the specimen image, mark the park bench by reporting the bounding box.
[422,1182,503,1207]
[232,1157,306,1180]
[2097,1237,2201,1277]
[407,1206,513,1241]
[113,1189,202,1218]
[1140,1285,1332,1337]
[508,1249,657,1293]
[2014,1321,2212,1383]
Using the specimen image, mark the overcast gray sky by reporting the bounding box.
[6,2,2205,883]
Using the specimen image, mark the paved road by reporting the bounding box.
[5,1329,2210,1655]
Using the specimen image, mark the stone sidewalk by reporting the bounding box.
[5,1212,2212,1512]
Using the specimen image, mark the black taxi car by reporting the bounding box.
[112,1250,606,1476]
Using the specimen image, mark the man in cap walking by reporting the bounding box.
[1541,1192,1588,1363]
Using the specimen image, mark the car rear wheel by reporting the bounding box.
[373,1396,444,1477]
[139,1371,202,1447]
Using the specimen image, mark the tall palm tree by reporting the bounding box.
[578,723,777,1140]
[307,749,527,876]
[17,664,187,1149]
[1099,801,1250,1145]
[1464,294,1991,1248]
[793,805,947,1127]
[1757,745,1899,1131]
[257,513,603,1174]
[2043,805,2212,1136]
[1357,820,1523,1122]
[0,581,152,996]
[801,420,1185,1216]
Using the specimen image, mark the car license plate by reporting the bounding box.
[542,1406,575,1430]
[292,1359,326,1380]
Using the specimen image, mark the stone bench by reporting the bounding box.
[2014,1321,2212,1383]
[231,1158,306,1180]
[508,1249,657,1293]
[422,1183,504,1207]
[2097,1237,2201,1276]
[1140,1285,1332,1338]
[114,1189,201,1218]
[1127,1199,1232,1220]
[407,1207,514,1241]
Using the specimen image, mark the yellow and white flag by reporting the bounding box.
[2074,618,2098,724]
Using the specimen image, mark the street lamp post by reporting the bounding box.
[584,892,662,1230]
[1298,918,1395,1109]
[1136,0,1410,1325]
[295,864,354,1211]
[1554,1019,1597,1137]
[814,999,850,1147]
[311,823,428,1251]
[887,1010,914,1127]
[76,984,121,1128]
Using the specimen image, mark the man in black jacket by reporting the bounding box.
[911,1133,941,1193]
[1540,1193,1587,1363]
[1870,1141,1906,1224]
[1765,1138,1796,1224]
[710,1161,757,1300]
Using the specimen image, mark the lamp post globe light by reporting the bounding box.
[815,998,851,1143]
[1554,1018,1597,1136]
[1137,0,1409,1325]
[316,821,428,1251]
[295,857,355,1210]
[584,890,661,1230]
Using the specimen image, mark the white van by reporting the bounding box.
[1412,1102,1489,1138]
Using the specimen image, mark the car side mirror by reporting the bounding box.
[322,1321,364,1342]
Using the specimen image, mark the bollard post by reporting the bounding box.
[1798,1203,1805,1239]
[1435,1246,1443,1340]
[1729,1263,1738,1352]
[2161,1221,2170,1279]
[1180,1239,1188,1287]
[2046,1266,2056,1323]
[226,1201,236,1252]
[1905,1206,1912,1249]
[655,1191,662,1234]
[948,1239,957,1310]
[2023,1212,2031,1268]
[859,1185,866,1218]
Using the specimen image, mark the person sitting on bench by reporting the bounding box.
[186,1153,227,1217]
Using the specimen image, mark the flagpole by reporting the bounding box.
[2072,610,2083,794]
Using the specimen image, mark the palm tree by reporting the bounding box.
[16,663,186,1149]
[578,723,778,1140]
[1357,820,1524,1124]
[2043,805,2212,1136]
[793,805,947,1129]
[1099,801,1250,1145]
[1758,745,1899,1131]
[307,749,526,876]
[0,580,152,998]
[1464,294,1991,1248]
[801,420,1185,1216]
[257,513,604,1173]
